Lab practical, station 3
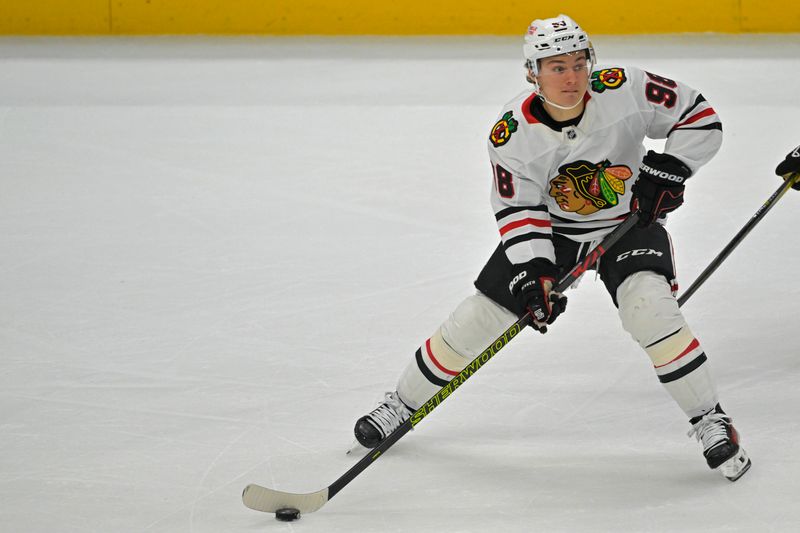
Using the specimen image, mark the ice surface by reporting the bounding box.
[1,34,799,532]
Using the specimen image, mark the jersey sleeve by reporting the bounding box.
[631,67,723,173]
[488,148,556,266]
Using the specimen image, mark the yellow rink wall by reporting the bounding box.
[1,0,799,35]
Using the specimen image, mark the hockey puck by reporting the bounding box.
[275,508,301,521]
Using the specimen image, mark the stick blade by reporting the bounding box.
[242,484,329,514]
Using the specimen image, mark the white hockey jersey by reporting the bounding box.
[488,65,722,266]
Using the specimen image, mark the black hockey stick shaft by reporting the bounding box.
[677,173,799,307]
[325,213,641,502]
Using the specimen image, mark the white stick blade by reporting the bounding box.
[241,484,329,514]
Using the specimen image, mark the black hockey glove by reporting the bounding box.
[775,145,800,190]
[509,258,567,334]
[631,151,692,227]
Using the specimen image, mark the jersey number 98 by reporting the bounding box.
[645,72,677,109]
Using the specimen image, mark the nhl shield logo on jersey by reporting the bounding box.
[549,159,633,215]
[590,68,627,93]
[490,111,519,147]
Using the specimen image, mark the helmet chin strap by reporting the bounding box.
[537,88,585,110]
[528,69,589,111]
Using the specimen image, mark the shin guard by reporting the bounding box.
[617,271,718,419]
[396,292,517,409]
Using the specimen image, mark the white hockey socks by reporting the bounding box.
[396,292,517,409]
[617,271,718,419]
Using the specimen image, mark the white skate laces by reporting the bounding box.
[367,392,412,438]
[687,412,730,452]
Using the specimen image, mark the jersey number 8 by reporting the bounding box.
[494,164,515,198]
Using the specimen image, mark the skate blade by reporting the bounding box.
[346,439,371,456]
[718,447,752,482]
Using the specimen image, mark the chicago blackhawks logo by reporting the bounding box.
[490,111,518,147]
[549,160,633,215]
[590,68,627,93]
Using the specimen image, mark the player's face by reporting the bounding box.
[536,52,590,107]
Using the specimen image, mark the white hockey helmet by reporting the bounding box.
[523,14,596,76]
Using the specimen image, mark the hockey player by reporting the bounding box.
[354,14,751,481]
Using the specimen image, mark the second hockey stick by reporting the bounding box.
[242,213,641,516]
[677,172,799,306]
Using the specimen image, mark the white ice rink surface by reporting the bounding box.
[2,34,800,532]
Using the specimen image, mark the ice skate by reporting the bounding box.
[688,407,751,482]
[353,391,412,449]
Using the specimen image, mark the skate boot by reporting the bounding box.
[688,405,752,482]
[354,391,413,448]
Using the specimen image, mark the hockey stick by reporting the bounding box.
[242,213,641,516]
[677,172,799,307]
